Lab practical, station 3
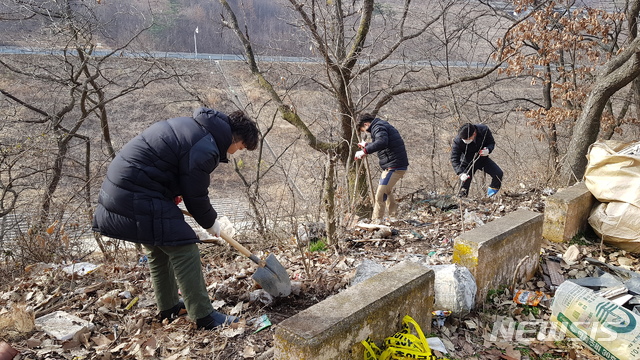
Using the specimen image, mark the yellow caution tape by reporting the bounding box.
[361,315,449,360]
[362,337,382,360]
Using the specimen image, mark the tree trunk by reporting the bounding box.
[561,40,640,183]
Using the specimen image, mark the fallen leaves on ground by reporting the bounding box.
[0,187,637,359]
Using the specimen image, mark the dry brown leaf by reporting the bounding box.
[242,344,257,358]
[503,344,521,359]
[92,334,112,347]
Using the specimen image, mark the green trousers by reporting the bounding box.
[143,243,213,320]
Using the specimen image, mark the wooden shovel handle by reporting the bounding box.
[182,209,264,266]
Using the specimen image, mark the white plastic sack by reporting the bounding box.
[589,201,640,253]
[427,264,476,315]
[584,140,640,208]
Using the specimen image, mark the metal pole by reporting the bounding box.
[194,27,198,59]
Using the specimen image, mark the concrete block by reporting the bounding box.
[542,182,595,242]
[274,261,434,360]
[452,209,543,304]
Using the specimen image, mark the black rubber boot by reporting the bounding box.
[159,299,186,322]
[196,310,239,330]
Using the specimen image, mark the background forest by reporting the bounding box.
[0,0,639,271]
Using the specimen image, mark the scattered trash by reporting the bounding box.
[463,209,484,226]
[361,315,448,360]
[562,245,581,266]
[426,264,476,315]
[297,221,326,246]
[431,310,451,328]
[124,296,139,310]
[541,257,565,288]
[426,336,449,354]
[249,289,274,305]
[252,314,271,333]
[551,281,640,359]
[418,195,458,211]
[61,262,100,276]
[35,311,95,341]
[351,259,386,286]
[513,289,549,307]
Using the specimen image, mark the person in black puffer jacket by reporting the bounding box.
[451,123,503,197]
[92,107,259,330]
[354,113,409,223]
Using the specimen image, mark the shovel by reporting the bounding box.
[182,210,291,297]
[218,231,292,297]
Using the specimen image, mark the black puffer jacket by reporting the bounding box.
[363,118,409,170]
[92,107,232,246]
[450,123,495,175]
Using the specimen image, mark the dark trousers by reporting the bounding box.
[460,157,503,191]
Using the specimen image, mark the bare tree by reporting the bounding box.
[0,0,183,259]
[217,0,509,243]
[561,0,640,183]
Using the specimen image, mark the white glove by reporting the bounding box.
[479,147,490,156]
[354,150,366,160]
[357,141,367,149]
[206,220,221,238]
[459,173,469,182]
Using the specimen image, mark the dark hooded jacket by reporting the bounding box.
[363,118,409,170]
[450,123,495,175]
[92,107,232,246]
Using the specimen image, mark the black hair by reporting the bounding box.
[228,110,260,151]
[357,113,376,130]
[458,123,476,140]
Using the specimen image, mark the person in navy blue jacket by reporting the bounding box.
[451,123,503,197]
[354,113,409,223]
[92,107,259,330]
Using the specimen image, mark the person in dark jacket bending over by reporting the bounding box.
[451,123,503,197]
[354,113,409,223]
[92,107,259,330]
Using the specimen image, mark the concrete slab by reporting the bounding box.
[543,182,595,242]
[274,261,434,360]
[452,209,543,304]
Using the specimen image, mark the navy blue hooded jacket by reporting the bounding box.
[363,118,409,170]
[450,123,495,175]
[92,107,232,246]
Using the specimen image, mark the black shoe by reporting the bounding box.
[458,188,468,197]
[196,310,240,330]
[159,299,186,322]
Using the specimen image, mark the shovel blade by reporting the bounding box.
[252,254,291,297]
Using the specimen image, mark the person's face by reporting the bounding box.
[228,141,247,154]
[462,131,477,144]
[359,122,371,133]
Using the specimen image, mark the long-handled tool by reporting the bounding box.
[183,210,292,297]
[218,231,292,297]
